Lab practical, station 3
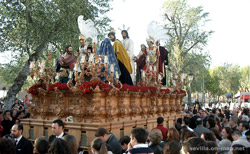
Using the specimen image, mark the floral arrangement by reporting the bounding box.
[28,81,185,95]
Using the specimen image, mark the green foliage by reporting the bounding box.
[240,65,250,90]
[162,0,212,94]
[0,0,111,83]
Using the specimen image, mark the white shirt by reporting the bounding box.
[16,135,23,145]
[57,132,64,138]
[133,144,149,148]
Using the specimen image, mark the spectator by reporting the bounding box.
[246,130,250,143]
[222,114,230,128]
[206,141,217,154]
[182,137,208,154]
[91,137,112,154]
[230,116,239,132]
[231,144,247,154]
[49,119,67,144]
[48,138,70,154]
[163,140,180,154]
[183,116,193,132]
[95,128,122,154]
[237,121,249,139]
[182,131,198,143]
[201,131,216,142]
[206,118,216,130]
[153,117,168,141]
[23,95,30,106]
[166,128,179,142]
[218,127,232,154]
[34,137,49,154]
[11,123,33,154]
[210,127,222,142]
[231,130,250,148]
[119,136,130,153]
[0,138,16,154]
[2,110,13,137]
[63,135,78,154]
[127,127,153,154]
[0,111,4,138]
[149,129,163,154]
[193,118,209,137]
[215,117,222,131]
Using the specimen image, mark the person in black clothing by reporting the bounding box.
[48,119,67,144]
[95,128,122,154]
[2,110,14,137]
[11,123,33,154]
[149,129,163,154]
[119,136,130,153]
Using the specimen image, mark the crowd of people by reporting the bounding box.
[0,103,250,154]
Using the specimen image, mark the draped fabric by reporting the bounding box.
[57,54,77,71]
[97,38,121,76]
[135,49,147,84]
[113,40,132,74]
[157,46,168,73]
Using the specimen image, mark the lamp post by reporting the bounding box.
[188,71,194,107]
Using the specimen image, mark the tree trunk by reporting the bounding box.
[3,42,48,110]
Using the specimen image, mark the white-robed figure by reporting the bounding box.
[121,30,135,83]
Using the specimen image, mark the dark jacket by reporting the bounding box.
[16,136,33,154]
[149,144,163,154]
[106,133,122,154]
[48,132,67,144]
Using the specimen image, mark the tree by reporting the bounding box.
[162,0,213,102]
[240,65,250,91]
[0,0,112,110]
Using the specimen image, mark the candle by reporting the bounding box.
[142,71,145,78]
[56,73,60,81]
[158,74,162,81]
[146,56,150,63]
[154,66,157,72]
[149,65,152,72]
[89,54,93,63]
[110,64,114,73]
[115,72,119,79]
[74,63,78,72]
[93,36,97,43]
[48,43,52,51]
[104,56,108,64]
[30,61,34,69]
[53,59,56,67]
[69,71,73,79]
[81,55,85,63]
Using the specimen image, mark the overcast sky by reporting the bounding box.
[107,0,250,67]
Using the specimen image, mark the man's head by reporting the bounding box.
[11,123,23,139]
[146,38,154,47]
[130,128,148,146]
[184,116,191,126]
[140,44,146,51]
[52,119,64,136]
[157,117,164,125]
[246,130,250,143]
[237,121,249,132]
[119,136,130,151]
[3,110,10,120]
[196,118,203,126]
[182,137,208,154]
[229,116,238,127]
[232,130,242,141]
[108,32,116,42]
[34,137,49,154]
[95,128,110,142]
[65,45,73,55]
[121,30,129,39]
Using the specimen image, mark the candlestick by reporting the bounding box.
[30,61,34,69]
[149,65,152,72]
[158,74,162,81]
[93,36,97,43]
[154,66,157,72]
